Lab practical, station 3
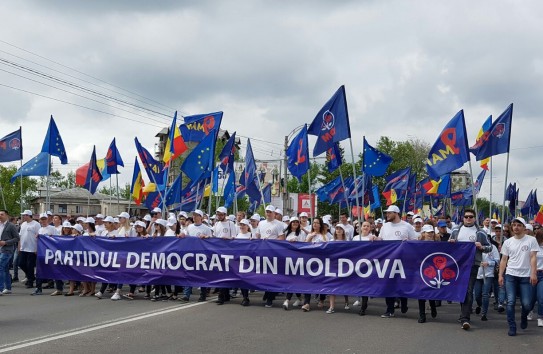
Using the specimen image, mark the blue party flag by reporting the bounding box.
[0,128,23,162]
[470,104,513,161]
[218,132,237,173]
[134,137,166,188]
[286,125,310,181]
[180,131,216,184]
[165,174,182,207]
[362,138,392,177]
[307,85,351,156]
[106,137,124,174]
[326,143,342,173]
[223,172,236,209]
[262,183,272,204]
[179,111,223,143]
[426,110,469,180]
[83,146,103,195]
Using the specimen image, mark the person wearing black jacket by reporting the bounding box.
[0,210,20,294]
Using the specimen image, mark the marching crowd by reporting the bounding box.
[0,205,542,337]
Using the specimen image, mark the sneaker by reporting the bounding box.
[431,308,437,319]
[462,322,471,330]
[151,295,161,302]
[481,315,488,321]
[95,291,103,299]
[521,316,528,329]
[111,292,122,301]
[283,300,289,311]
[180,296,189,302]
[265,300,273,308]
[302,304,310,312]
[143,294,151,299]
[538,318,543,327]
[198,296,206,302]
[326,308,335,314]
[508,327,516,336]
[30,289,42,296]
[230,291,238,298]
[50,290,63,296]
[293,299,301,307]
[497,305,505,313]
[353,300,360,307]
[400,304,408,314]
[381,312,395,318]
[216,300,225,305]
[344,304,350,310]
[358,308,366,316]
[241,298,250,307]
[475,306,481,315]
[418,314,426,323]
[527,311,534,321]
[2,289,12,294]
[21,278,27,283]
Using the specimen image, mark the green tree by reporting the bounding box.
[0,165,39,214]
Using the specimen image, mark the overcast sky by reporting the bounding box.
[0,0,541,205]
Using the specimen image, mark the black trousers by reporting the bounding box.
[18,251,36,284]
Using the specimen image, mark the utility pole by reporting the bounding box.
[283,135,289,212]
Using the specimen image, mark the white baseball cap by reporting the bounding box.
[376,218,383,224]
[73,224,84,233]
[113,218,119,223]
[265,205,275,212]
[85,217,95,224]
[117,212,130,219]
[103,216,115,223]
[282,216,290,222]
[289,217,299,222]
[62,221,73,228]
[407,211,414,216]
[143,214,152,222]
[95,214,104,219]
[39,213,48,219]
[275,208,283,215]
[76,216,86,222]
[193,210,204,217]
[21,210,32,216]
[512,217,527,226]
[239,218,251,226]
[155,219,167,227]
[152,207,161,213]
[422,224,435,233]
[299,212,308,218]
[491,218,498,223]
[166,220,176,227]
[413,217,423,224]
[384,205,401,214]
[134,220,146,228]
[216,206,227,214]
[526,224,534,231]
[250,213,261,221]
[179,211,188,218]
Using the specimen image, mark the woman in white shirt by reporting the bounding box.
[117,212,135,237]
[282,217,306,310]
[327,224,350,314]
[165,220,177,237]
[302,218,328,312]
[529,230,543,327]
[417,224,441,323]
[474,242,500,322]
[235,219,252,306]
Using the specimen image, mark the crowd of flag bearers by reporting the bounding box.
[0,84,540,339]
[1,204,542,338]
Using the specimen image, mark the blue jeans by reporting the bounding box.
[492,276,506,305]
[505,274,533,328]
[459,265,479,322]
[474,277,493,315]
[530,271,543,318]
[0,252,13,291]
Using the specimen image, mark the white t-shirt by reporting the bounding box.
[235,231,252,240]
[98,229,118,237]
[213,220,237,239]
[185,224,212,238]
[285,230,307,242]
[537,244,543,270]
[39,225,59,236]
[379,221,417,241]
[352,235,372,241]
[501,235,540,277]
[308,232,328,243]
[456,225,479,242]
[257,219,284,240]
[19,220,40,252]
[117,226,136,237]
[95,224,105,234]
[477,245,500,279]
[164,229,177,237]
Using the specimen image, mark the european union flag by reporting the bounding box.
[316,176,342,203]
[218,132,236,173]
[11,152,49,183]
[0,128,22,162]
[84,146,103,195]
[106,137,124,174]
[179,111,223,143]
[41,116,68,164]
[326,143,342,173]
[383,167,411,193]
[362,138,392,176]
[180,130,216,183]
[426,110,469,180]
[470,104,513,161]
[307,85,351,156]
[165,174,182,207]
[286,125,310,181]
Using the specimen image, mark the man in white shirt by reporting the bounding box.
[31,213,59,295]
[256,205,285,307]
[498,217,539,336]
[249,214,260,234]
[94,214,106,234]
[412,217,423,239]
[379,205,417,318]
[18,210,40,289]
[338,212,355,241]
[212,206,237,304]
[299,212,311,234]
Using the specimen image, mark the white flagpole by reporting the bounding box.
[46,154,51,212]
[468,160,480,226]
[338,167,351,219]
[489,158,493,219]
[348,138,361,222]
[500,151,511,231]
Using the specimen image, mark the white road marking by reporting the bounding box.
[0,300,212,352]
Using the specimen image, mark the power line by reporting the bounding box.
[0,38,180,113]
[0,82,164,128]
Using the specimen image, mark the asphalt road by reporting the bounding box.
[1,281,542,354]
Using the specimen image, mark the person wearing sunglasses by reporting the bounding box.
[449,208,493,331]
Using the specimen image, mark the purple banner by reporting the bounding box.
[37,236,475,301]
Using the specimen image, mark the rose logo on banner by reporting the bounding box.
[420,252,459,289]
